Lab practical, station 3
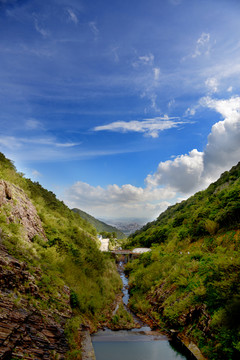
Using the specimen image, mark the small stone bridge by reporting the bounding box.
[111,250,135,262]
[111,248,151,262]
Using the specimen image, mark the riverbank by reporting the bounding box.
[88,260,203,360]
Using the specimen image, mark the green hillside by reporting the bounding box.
[125,162,240,360]
[72,208,125,239]
[0,153,121,358]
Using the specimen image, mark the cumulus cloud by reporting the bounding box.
[201,96,240,180]
[64,95,240,221]
[148,95,240,194]
[65,181,174,220]
[146,149,204,193]
[93,116,188,138]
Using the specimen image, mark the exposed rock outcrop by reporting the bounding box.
[0,180,72,360]
[0,180,47,242]
[0,242,71,359]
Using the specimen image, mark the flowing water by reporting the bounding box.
[92,261,194,360]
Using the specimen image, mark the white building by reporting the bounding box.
[99,238,109,252]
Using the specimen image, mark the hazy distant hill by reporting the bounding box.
[72,208,125,239]
[108,222,143,236]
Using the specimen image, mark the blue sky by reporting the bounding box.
[1,0,240,223]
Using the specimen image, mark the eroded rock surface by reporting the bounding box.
[0,243,71,359]
[0,180,47,242]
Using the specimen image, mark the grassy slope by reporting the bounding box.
[0,153,122,357]
[126,162,240,360]
[72,208,125,239]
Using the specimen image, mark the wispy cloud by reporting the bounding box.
[153,67,160,81]
[32,169,42,178]
[131,53,163,112]
[110,46,120,63]
[192,32,211,58]
[89,21,99,39]
[182,32,211,62]
[25,119,44,130]
[132,53,154,68]
[205,77,218,94]
[34,18,49,37]
[93,116,190,138]
[67,9,78,24]
[0,135,79,149]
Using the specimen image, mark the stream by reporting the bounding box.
[92,261,194,360]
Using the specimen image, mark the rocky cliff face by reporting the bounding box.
[0,180,47,242]
[0,181,73,359]
[0,242,71,359]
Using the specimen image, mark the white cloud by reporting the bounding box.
[64,181,174,220]
[149,94,159,113]
[64,95,240,221]
[32,169,42,178]
[146,149,204,193]
[227,86,233,92]
[132,53,162,112]
[0,136,22,150]
[148,95,240,194]
[25,119,44,130]
[93,116,188,138]
[67,9,78,24]
[110,46,120,63]
[192,32,210,58]
[201,96,240,180]
[89,21,99,39]
[168,99,175,109]
[34,18,49,37]
[185,107,196,116]
[132,53,154,67]
[154,67,160,81]
[0,135,79,149]
[205,77,218,93]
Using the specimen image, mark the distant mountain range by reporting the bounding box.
[105,222,143,237]
[72,208,126,239]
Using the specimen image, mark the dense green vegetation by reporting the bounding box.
[126,162,240,360]
[72,208,125,239]
[0,153,122,357]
